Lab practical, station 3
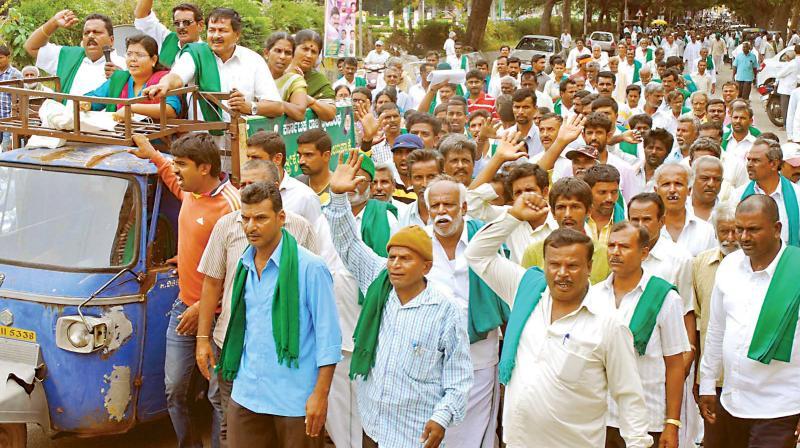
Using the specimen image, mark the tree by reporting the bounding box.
[465,0,492,50]
[540,0,557,34]
[562,0,572,34]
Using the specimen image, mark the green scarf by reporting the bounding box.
[631,59,642,84]
[613,196,625,223]
[105,70,130,112]
[683,75,698,93]
[498,267,547,385]
[360,199,398,257]
[467,219,510,343]
[748,245,800,363]
[218,229,301,381]
[554,99,562,115]
[55,46,87,99]
[349,269,393,380]
[619,140,638,156]
[159,32,181,67]
[355,76,367,88]
[183,43,223,126]
[646,48,654,62]
[706,55,714,71]
[629,276,677,355]
[460,54,469,71]
[741,176,800,247]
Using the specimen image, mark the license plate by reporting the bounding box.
[0,325,36,343]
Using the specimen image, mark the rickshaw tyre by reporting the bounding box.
[0,423,26,448]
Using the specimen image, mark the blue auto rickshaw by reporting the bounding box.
[0,145,181,447]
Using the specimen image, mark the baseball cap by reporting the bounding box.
[565,145,599,160]
[375,40,384,46]
[577,54,592,62]
[782,142,800,167]
[392,134,425,151]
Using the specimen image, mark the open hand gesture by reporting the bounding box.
[53,10,79,29]
[330,150,368,194]
[556,113,586,144]
[492,129,527,163]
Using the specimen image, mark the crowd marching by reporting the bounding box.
[7,2,800,448]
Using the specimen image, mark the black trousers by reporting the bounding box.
[704,396,800,448]
[737,80,753,99]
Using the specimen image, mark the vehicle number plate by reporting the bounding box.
[0,325,36,342]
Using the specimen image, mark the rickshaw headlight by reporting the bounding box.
[67,322,91,348]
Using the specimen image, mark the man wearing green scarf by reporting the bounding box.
[219,182,342,447]
[324,151,472,448]
[584,164,624,247]
[24,10,127,96]
[134,0,204,68]
[594,222,689,447]
[699,195,800,447]
[465,193,651,447]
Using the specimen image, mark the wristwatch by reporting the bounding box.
[664,418,682,428]
[250,101,259,116]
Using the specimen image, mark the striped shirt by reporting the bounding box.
[467,92,496,117]
[0,66,21,119]
[324,192,473,447]
[152,152,240,305]
[198,210,319,348]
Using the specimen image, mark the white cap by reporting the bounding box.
[375,39,384,46]
[782,142,800,167]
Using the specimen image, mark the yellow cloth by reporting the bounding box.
[586,214,614,247]
[520,239,610,285]
[692,247,724,386]
[387,225,433,261]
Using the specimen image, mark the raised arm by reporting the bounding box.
[417,80,448,114]
[130,134,183,199]
[536,113,585,172]
[134,0,154,18]
[25,10,79,59]
[469,128,526,190]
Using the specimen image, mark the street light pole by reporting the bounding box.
[583,0,587,36]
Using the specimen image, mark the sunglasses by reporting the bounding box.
[173,20,195,28]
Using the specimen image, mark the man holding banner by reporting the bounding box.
[699,194,800,447]
[134,0,204,68]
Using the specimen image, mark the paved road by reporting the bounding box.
[713,61,784,138]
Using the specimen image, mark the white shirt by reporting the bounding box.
[279,174,323,225]
[660,208,718,256]
[789,87,800,142]
[567,47,592,73]
[35,43,127,96]
[723,131,757,163]
[463,211,652,448]
[776,57,800,95]
[408,82,427,109]
[499,124,546,159]
[643,233,695,314]
[561,33,572,48]
[535,90,554,110]
[594,271,690,432]
[662,41,682,58]
[427,222,498,370]
[353,202,400,235]
[443,38,456,57]
[134,11,197,51]
[690,71,714,95]
[170,45,281,121]
[732,178,800,245]
[398,200,427,228]
[364,49,390,66]
[699,245,800,419]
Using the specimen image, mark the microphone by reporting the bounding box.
[102,45,112,64]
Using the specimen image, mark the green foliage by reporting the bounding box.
[0,0,323,67]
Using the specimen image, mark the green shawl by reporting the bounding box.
[105,70,130,112]
[159,32,181,67]
[613,195,625,223]
[631,59,642,84]
[646,48,654,62]
[554,99,562,115]
[741,176,800,247]
[183,43,223,125]
[629,276,677,355]
[498,267,547,385]
[217,229,301,381]
[55,46,87,98]
[350,269,393,379]
[360,199,398,257]
[467,219,510,343]
[706,55,714,71]
[306,69,335,100]
[748,245,800,363]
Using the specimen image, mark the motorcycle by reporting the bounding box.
[757,79,784,127]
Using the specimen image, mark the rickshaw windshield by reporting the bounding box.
[0,165,139,271]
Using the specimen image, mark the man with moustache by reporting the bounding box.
[691,202,738,448]
[296,129,334,205]
[633,128,673,199]
[531,113,573,180]
[655,162,717,257]
[706,100,726,125]
[689,156,725,221]
[500,88,546,158]
[371,162,408,214]
[584,165,624,246]
[672,117,700,162]
[134,0,203,67]
[439,134,475,186]
[398,149,444,227]
[25,10,127,95]
[721,103,757,160]
[700,195,800,447]
[466,195,651,447]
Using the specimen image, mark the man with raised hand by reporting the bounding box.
[134,0,203,67]
[324,150,473,448]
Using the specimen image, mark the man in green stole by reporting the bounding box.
[134,0,204,68]
[24,10,127,96]
[699,195,800,447]
[596,222,689,447]
[465,195,651,447]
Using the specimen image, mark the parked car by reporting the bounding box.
[587,31,616,56]
[756,45,796,86]
[510,35,563,69]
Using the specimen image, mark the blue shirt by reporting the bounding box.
[733,52,759,82]
[85,74,182,115]
[0,66,21,119]
[230,239,342,416]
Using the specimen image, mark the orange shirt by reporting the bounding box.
[153,153,240,305]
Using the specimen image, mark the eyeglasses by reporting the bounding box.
[126,51,150,59]
[173,20,195,28]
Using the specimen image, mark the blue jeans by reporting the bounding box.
[165,298,222,448]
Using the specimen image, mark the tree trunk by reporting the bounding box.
[791,2,800,31]
[465,0,493,51]
[773,1,792,35]
[585,1,594,33]
[540,0,556,34]
[562,0,572,34]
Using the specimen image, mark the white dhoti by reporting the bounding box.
[443,365,500,448]
[326,351,362,448]
[679,365,702,447]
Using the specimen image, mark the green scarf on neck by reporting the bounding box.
[467,219,510,343]
[218,229,300,381]
[360,199,398,257]
[105,70,130,112]
[159,32,181,67]
[554,99,562,115]
[183,42,223,131]
[748,245,800,363]
[646,48,654,62]
[613,196,625,223]
[350,269,394,380]
[499,267,547,385]
[629,276,677,355]
[55,46,87,99]
[631,59,642,84]
[741,176,800,247]
[706,55,714,71]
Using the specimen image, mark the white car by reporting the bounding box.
[757,46,797,86]
[587,31,616,56]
